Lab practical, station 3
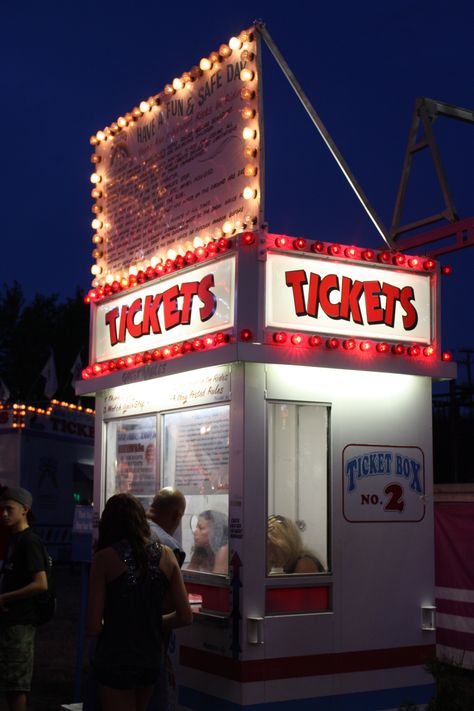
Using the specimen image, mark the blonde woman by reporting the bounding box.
[267,514,324,574]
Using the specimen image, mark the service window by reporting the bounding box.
[104,415,158,510]
[267,402,329,575]
[162,404,230,575]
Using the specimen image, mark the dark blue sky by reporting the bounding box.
[2,0,473,354]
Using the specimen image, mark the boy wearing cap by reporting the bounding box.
[0,487,49,711]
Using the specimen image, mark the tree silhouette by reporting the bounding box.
[0,282,90,404]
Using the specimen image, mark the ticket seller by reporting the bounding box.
[187,509,228,574]
[267,514,324,574]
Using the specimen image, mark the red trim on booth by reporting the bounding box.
[180,644,435,682]
[437,627,474,653]
[266,586,330,614]
[185,582,230,613]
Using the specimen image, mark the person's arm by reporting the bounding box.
[0,570,47,609]
[212,544,228,574]
[161,547,192,631]
[86,551,107,637]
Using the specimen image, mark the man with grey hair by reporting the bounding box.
[146,488,187,710]
[147,487,186,567]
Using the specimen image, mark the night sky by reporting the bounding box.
[2,1,473,356]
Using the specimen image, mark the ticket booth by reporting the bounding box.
[77,230,455,710]
[78,24,456,709]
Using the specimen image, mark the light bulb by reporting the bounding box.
[117,116,127,127]
[96,130,106,142]
[164,84,174,95]
[243,146,257,158]
[241,107,256,119]
[140,101,150,113]
[242,127,256,140]
[229,36,242,50]
[243,187,257,200]
[167,249,177,260]
[91,218,102,230]
[92,234,102,244]
[240,68,254,81]
[222,221,234,234]
[199,57,211,71]
[91,264,102,275]
[90,173,101,184]
[172,77,183,91]
[244,164,257,176]
[193,236,204,248]
[241,88,255,101]
[219,44,232,57]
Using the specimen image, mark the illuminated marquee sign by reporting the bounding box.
[93,256,235,363]
[265,252,433,344]
[89,27,262,288]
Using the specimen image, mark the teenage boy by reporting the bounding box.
[0,487,48,711]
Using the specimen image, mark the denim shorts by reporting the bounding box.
[0,624,36,692]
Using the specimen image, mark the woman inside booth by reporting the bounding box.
[187,509,228,574]
[267,514,324,575]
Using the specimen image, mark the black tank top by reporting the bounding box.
[94,540,169,672]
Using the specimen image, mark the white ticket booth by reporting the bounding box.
[77,231,454,710]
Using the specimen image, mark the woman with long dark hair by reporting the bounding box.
[187,509,228,574]
[86,493,192,711]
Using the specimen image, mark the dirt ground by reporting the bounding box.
[0,563,89,711]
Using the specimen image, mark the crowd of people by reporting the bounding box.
[0,483,324,710]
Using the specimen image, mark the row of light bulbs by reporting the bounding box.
[89,29,254,146]
[89,27,259,287]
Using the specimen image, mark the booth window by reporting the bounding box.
[105,416,157,511]
[267,402,329,575]
[162,404,230,575]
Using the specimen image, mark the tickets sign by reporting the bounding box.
[343,444,425,522]
[265,252,433,344]
[93,256,235,362]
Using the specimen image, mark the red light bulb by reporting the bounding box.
[242,232,255,245]
[327,338,339,349]
[392,344,405,355]
[423,346,434,357]
[423,259,436,271]
[376,342,389,353]
[275,237,288,249]
[273,332,287,344]
[343,339,355,350]
[441,265,452,276]
[291,334,302,345]
[294,238,306,251]
[442,351,452,362]
[360,341,371,352]
[240,329,253,342]
[312,241,325,253]
[308,335,322,347]
[329,244,341,256]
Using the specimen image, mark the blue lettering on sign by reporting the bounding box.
[345,451,422,494]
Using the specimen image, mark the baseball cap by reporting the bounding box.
[0,486,33,509]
